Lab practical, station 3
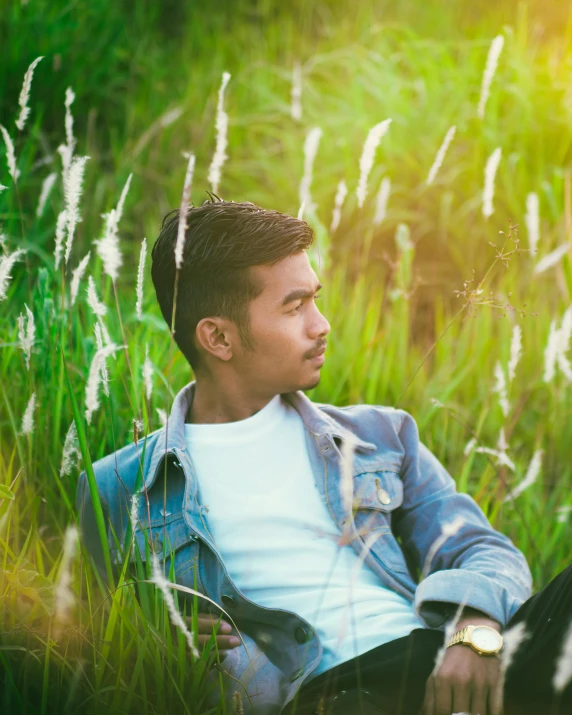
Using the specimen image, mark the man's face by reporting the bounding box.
[233,251,331,394]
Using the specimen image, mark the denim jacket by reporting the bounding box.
[76,381,532,715]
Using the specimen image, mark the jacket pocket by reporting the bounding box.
[352,470,410,574]
[118,516,201,588]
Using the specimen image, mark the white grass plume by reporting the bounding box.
[503,449,542,503]
[36,172,57,217]
[291,61,302,121]
[94,173,132,281]
[54,525,79,628]
[557,306,572,382]
[464,437,477,456]
[17,304,35,370]
[54,210,68,270]
[85,343,124,424]
[553,617,572,694]
[15,56,44,132]
[64,88,76,158]
[525,192,540,256]
[20,391,36,435]
[494,361,510,417]
[143,343,153,401]
[0,125,20,184]
[299,127,322,214]
[150,551,200,658]
[356,119,392,209]
[94,323,110,398]
[534,244,569,275]
[544,319,560,383]
[70,252,91,307]
[130,492,140,552]
[64,155,90,265]
[156,408,168,427]
[373,176,391,226]
[508,324,522,383]
[175,154,196,269]
[421,516,465,579]
[482,147,502,219]
[60,421,81,478]
[430,601,467,676]
[0,184,7,193]
[330,179,347,233]
[492,622,528,713]
[427,125,456,185]
[208,71,231,195]
[136,237,147,320]
[478,35,505,119]
[86,275,107,318]
[0,248,26,301]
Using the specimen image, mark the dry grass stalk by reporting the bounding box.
[36,172,57,217]
[136,236,147,320]
[143,343,153,401]
[553,618,572,694]
[291,61,302,121]
[60,421,81,478]
[70,251,91,307]
[20,391,36,435]
[63,155,90,266]
[85,343,124,424]
[478,34,505,119]
[175,153,196,269]
[373,176,391,226]
[427,125,456,185]
[299,127,322,215]
[525,192,540,256]
[534,243,569,275]
[232,691,244,715]
[15,56,44,132]
[17,304,35,370]
[356,119,391,208]
[208,72,231,195]
[0,124,20,183]
[53,525,79,632]
[503,449,543,503]
[330,179,347,233]
[150,552,200,658]
[482,147,502,219]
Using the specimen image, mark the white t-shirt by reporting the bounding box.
[184,394,422,677]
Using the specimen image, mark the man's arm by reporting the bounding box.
[392,410,532,628]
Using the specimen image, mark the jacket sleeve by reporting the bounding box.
[393,410,532,629]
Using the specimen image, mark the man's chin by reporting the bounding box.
[299,372,321,391]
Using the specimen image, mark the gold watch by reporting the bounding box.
[447,625,504,656]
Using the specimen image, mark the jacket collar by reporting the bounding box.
[145,380,375,490]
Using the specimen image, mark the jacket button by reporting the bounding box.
[294,626,308,644]
[377,488,391,505]
[221,594,236,608]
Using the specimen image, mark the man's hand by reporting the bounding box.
[422,616,504,715]
[186,614,241,658]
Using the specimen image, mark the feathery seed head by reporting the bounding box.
[136,237,147,320]
[64,155,90,265]
[86,275,107,318]
[299,127,322,215]
[208,72,231,195]
[85,343,124,424]
[36,172,57,217]
[143,343,153,401]
[373,177,391,226]
[482,147,502,219]
[17,304,35,370]
[0,124,20,184]
[15,56,44,132]
[70,252,91,307]
[20,391,36,435]
[291,61,302,121]
[427,125,456,185]
[60,421,81,478]
[525,192,540,256]
[534,244,569,275]
[478,35,505,119]
[356,119,392,209]
[330,179,348,233]
[553,618,572,693]
[175,154,196,269]
[0,248,26,301]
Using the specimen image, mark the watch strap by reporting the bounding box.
[447,626,469,648]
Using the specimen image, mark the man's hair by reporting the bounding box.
[151,197,314,369]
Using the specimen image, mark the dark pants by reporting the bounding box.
[291,564,572,715]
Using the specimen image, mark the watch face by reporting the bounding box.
[471,626,502,652]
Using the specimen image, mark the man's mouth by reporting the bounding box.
[306,344,327,364]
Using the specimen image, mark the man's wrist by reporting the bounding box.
[454,606,502,633]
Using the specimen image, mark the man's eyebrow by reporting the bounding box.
[280,283,323,307]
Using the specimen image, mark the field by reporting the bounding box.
[1,1,572,713]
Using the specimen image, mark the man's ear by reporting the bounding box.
[195,317,235,362]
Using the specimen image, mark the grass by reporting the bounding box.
[1,1,572,712]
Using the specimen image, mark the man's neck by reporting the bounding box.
[187,377,279,425]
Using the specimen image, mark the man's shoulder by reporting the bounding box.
[86,428,164,493]
[314,400,415,436]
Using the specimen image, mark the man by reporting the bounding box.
[77,199,572,715]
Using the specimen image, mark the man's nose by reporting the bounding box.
[312,305,331,338]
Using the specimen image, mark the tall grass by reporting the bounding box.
[1,1,572,712]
